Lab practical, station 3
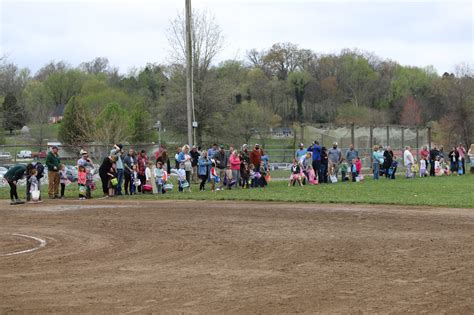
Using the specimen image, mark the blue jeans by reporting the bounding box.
[115,169,124,195]
[373,162,380,180]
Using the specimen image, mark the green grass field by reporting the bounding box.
[2,173,473,208]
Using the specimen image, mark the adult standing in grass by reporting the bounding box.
[229,150,241,188]
[404,146,415,178]
[190,146,200,184]
[345,144,358,173]
[328,142,342,179]
[448,147,460,174]
[429,145,440,176]
[320,147,329,183]
[178,145,192,184]
[77,149,95,199]
[457,143,466,175]
[4,164,26,204]
[250,144,262,172]
[372,145,383,180]
[197,151,211,191]
[123,148,136,195]
[99,155,116,197]
[308,141,322,183]
[213,145,228,190]
[295,143,307,161]
[46,145,61,199]
[156,146,171,175]
[137,150,148,193]
[110,144,124,196]
[468,144,474,174]
[383,146,394,178]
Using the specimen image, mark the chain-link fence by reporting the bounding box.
[0,124,434,169]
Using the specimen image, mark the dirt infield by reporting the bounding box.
[1,200,473,313]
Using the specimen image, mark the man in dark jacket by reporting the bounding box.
[308,140,322,181]
[4,164,27,204]
[190,146,200,183]
[123,149,136,195]
[429,145,440,176]
[213,145,228,190]
[45,146,61,199]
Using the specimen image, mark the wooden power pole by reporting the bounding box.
[185,0,193,146]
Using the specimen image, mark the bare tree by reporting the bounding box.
[167,8,224,77]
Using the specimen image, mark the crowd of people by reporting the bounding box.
[3,141,472,205]
[3,143,271,204]
[291,142,472,186]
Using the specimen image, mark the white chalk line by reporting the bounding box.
[0,233,47,257]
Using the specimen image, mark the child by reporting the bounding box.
[328,163,337,183]
[107,163,117,197]
[249,164,257,188]
[289,159,303,187]
[131,165,139,195]
[351,159,358,182]
[154,161,165,194]
[259,160,268,188]
[78,165,87,200]
[340,159,349,182]
[28,168,40,203]
[210,161,218,192]
[388,160,398,180]
[411,159,419,178]
[419,159,427,177]
[355,157,363,181]
[174,163,189,193]
[240,162,250,189]
[224,164,234,189]
[307,164,318,185]
[59,164,68,199]
[435,156,442,176]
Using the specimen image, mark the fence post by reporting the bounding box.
[386,126,390,146]
[401,127,405,150]
[416,127,419,161]
[427,127,432,149]
[351,123,355,147]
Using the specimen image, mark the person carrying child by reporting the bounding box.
[78,165,87,200]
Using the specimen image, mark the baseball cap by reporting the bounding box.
[80,149,88,155]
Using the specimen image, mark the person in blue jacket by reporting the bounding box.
[197,151,212,191]
[308,140,322,182]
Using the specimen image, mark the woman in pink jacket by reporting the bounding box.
[229,150,241,188]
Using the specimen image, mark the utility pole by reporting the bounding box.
[185,0,193,146]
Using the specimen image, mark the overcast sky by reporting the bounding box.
[0,0,472,75]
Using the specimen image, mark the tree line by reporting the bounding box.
[0,10,473,148]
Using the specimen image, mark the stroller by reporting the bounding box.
[387,160,398,179]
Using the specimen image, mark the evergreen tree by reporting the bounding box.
[58,96,92,146]
[2,93,25,134]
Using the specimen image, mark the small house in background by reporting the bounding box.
[270,127,294,138]
[49,104,65,123]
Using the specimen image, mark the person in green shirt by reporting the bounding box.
[45,146,61,199]
[4,164,27,204]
